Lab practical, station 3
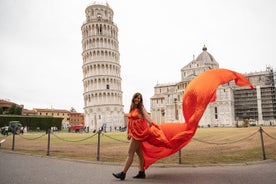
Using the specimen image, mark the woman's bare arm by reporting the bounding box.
[142,106,152,126]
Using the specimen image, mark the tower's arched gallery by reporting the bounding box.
[81,3,124,132]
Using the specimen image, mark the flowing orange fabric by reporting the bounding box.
[135,68,254,170]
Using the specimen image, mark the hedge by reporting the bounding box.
[0,115,63,131]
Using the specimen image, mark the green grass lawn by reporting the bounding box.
[1,126,275,166]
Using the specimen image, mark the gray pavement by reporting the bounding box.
[0,150,276,184]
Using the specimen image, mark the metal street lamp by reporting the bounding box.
[174,97,182,164]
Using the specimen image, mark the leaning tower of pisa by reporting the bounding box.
[81,3,124,132]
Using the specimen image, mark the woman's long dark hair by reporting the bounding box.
[129,92,144,116]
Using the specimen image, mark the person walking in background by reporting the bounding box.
[112,92,152,180]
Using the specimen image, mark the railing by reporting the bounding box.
[1,127,275,165]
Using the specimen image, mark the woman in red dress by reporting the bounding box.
[112,69,254,181]
[112,92,152,180]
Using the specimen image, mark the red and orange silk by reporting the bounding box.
[129,68,254,169]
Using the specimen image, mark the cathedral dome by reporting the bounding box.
[196,45,217,63]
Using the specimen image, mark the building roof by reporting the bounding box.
[22,109,36,114]
[0,99,23,108]
[196,45,217,63]
[70,112,84,116]
[34,108,70,113]
[151,94,166,99]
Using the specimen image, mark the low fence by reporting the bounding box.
[0,127,275,165]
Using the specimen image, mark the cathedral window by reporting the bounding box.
[161,109,165,116]
[214,107,218,119]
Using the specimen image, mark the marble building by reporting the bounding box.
[151,46,276,127]
[81,3,124,132]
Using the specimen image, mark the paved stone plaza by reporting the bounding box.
[0,150,275,184]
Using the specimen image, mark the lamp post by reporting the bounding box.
[174,98,179,121]
[94,113,97,132]
[174,97,182,164]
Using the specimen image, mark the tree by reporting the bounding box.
[14,106,22,115]
[7,104,16,114]
[0,106,3,114]
[7,104,22,115]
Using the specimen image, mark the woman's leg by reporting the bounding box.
[136,144,144,171]
[132,144,146,178]
[123,138,141,173]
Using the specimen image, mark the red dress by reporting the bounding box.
[128,69,254,170]
[127,109,151,141]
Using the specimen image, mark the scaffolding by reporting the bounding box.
[233,67,276,123]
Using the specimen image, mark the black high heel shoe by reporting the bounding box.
[133,171,146,179]
[112,171,126,180]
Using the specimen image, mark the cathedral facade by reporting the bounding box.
[151,46,276,127]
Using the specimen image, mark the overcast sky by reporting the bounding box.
[0,0,275,113]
